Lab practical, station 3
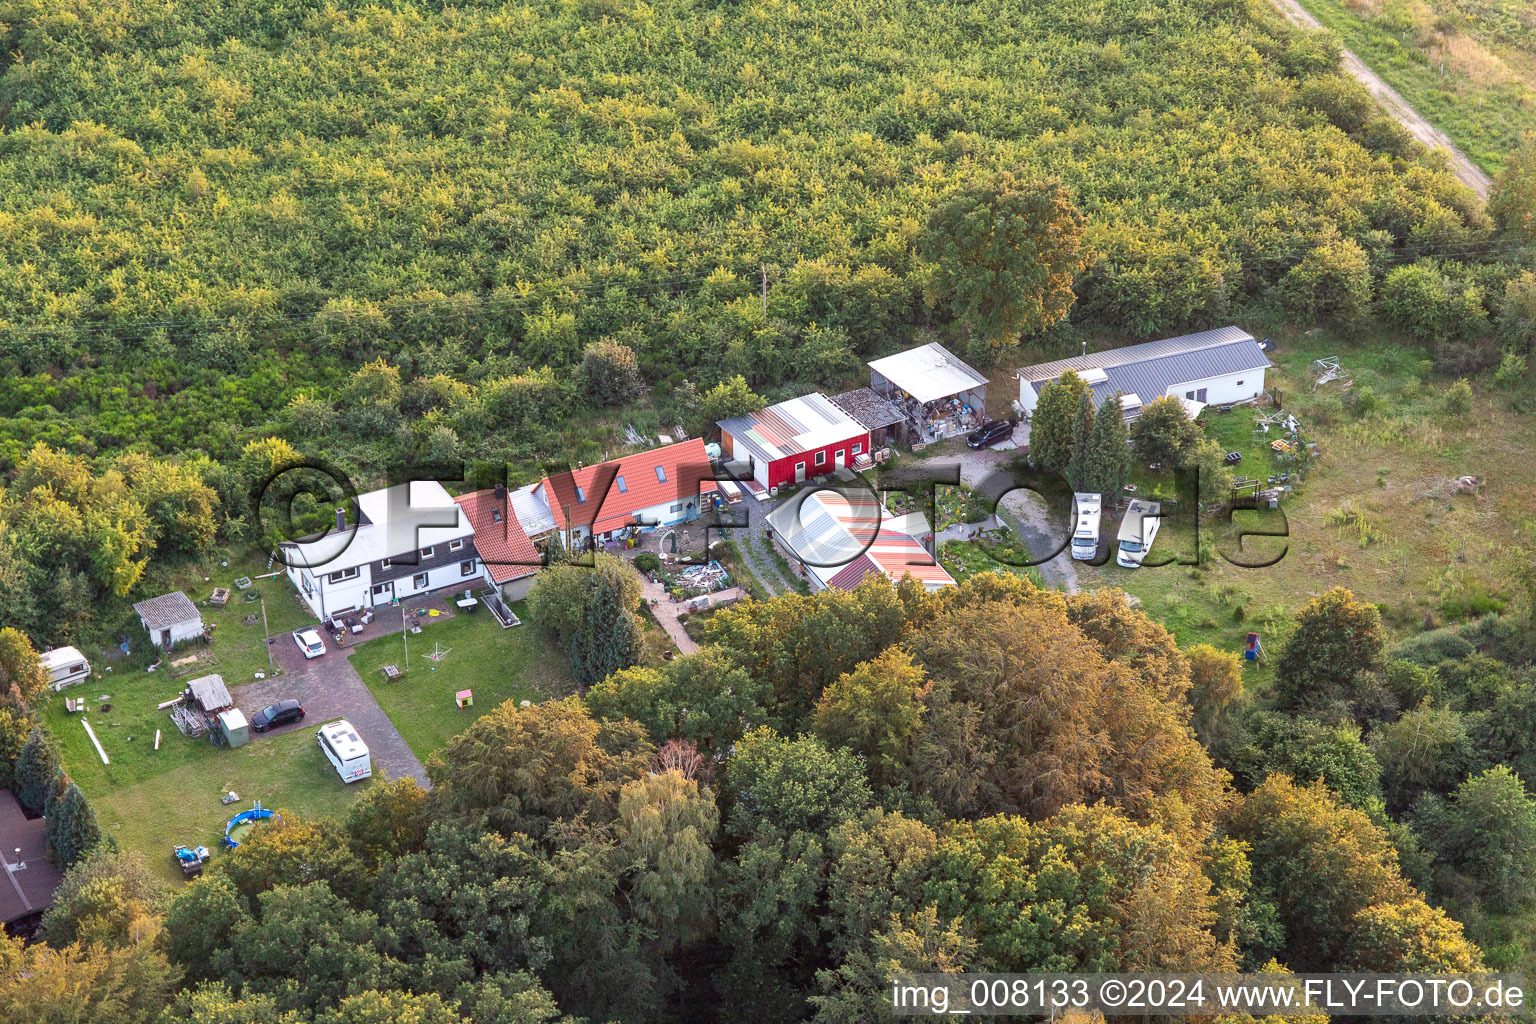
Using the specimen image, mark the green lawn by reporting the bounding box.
[73,545,316,690]
[1290,0,1532,176]
[350,606,575,761]
[40,671,371,883]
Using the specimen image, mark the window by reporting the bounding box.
[302,576,313,596]
[380,558,391,569]
[575,486,586,504]
[460,560,476,577]
[670,503,683,513]
[852,442,863,455]
[492,508,503,523]
[654,465,667,483]
[449,539,464,551]
[1236,380,1245,387]
[329,567,359,583]
[420,546,434,559]
[815,451,826,466]
[616,475,628,493]
[413,573,429,590]
[372,584,389,595]
[1185,391,1195,400]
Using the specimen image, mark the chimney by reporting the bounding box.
[494,483,507,502]
[335,508,347,532]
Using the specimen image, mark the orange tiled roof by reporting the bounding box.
[453,489,540,584]
[541,438,719,534]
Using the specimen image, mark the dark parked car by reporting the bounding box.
[966,419,1014,449]
[250,699,305,733]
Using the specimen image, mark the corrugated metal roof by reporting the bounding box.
[1018,326,1257,382]
[829,388,907,429]
[767,490,955,590]
[187,673,232,712]
[868,343,989,404]
[132,590,200,629]
[718,392,867,464]
[1023,332,1271,413]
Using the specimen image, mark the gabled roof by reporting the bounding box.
[282,481,474,571]
[542,437,718,535]
[867,342,989,404]
[186,673,232,712]
[133,590,200,629]
[767,490,955,591]
[717,392,867,465]
[1019,326,1270,412]
[454,489,539,584]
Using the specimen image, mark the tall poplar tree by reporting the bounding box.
[1086,393,1131,496]
[1029,370,1090,476]
[1065,391,1097,493]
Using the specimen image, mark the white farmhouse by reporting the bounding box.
[1017,326,1271,421]
[281,481,482,620]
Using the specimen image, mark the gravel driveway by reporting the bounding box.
[232,632,430,788]
[945,427,1082,593]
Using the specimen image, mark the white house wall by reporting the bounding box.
[1164,367,1266,406]
[290,559,481,619]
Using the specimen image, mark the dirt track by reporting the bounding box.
[1267,0,1493,200]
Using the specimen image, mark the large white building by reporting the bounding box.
[282,481,483,620]
[1017,326,1271,421]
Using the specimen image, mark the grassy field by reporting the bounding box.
[1074,325,1531,687]
[1292,0,1536,174]
[40,670,369,883]
[66,545,316,691]
[350,606,575,761]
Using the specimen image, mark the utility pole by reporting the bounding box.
[761,263,768,318]
[401,600,408,672]
[260,596,273,671]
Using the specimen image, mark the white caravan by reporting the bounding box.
[317,720,373,783]
[1070,493,1102,561]
[1116,499,1162,569]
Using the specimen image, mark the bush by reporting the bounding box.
[633,552,661,573]
[1442,378,1474,416]
[1494,351,1528,389]
[1282,237,1373,325]
[1381,263,1489,345]
[580,339,645,407]
[1351,385,1379,416]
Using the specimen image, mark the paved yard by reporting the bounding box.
[234,626,432,788]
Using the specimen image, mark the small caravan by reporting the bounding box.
[1070,493,1102,561]
[317,720,372,783]
[1116,499,1162,569]
[40,647,91,691]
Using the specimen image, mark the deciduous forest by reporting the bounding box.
[0,0,1505,477]
[4,0,1536,1020]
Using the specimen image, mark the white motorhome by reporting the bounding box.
[40,647,91,691]
[1116,499,1162,569]
[1070,493,1102,561]
[316,720,372,783]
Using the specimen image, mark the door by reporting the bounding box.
[795,462,806,483]
[371,581,394,605]
[159,629,172,647]
[834,449,846,469]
